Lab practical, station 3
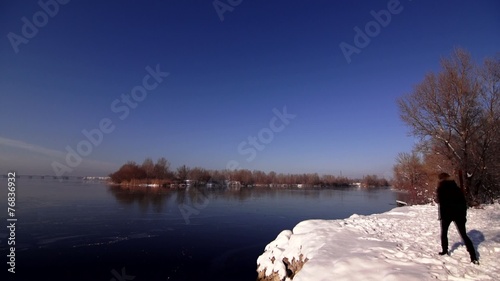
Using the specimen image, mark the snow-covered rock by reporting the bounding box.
[257,204,500,281]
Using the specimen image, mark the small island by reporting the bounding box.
[108,157,390,189]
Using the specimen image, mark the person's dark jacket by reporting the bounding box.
[436,179,467,221]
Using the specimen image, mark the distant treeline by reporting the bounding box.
[109,157,389,188]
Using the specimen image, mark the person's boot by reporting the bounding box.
[468,248,479,264]
[470,254,479,265]
[438,250,448,255]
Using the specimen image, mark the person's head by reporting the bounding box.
[438,172,451,181]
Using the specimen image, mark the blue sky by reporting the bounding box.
[1,0,499,178]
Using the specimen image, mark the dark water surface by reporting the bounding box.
[1,178,401,281]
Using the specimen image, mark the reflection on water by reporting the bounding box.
[3,179,399,281]
[108,185,176,213]
[107,184,395,213]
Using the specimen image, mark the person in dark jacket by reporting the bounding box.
[435,172,478,264]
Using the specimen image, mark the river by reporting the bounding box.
[1,177,402,281]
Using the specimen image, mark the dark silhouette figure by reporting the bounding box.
[435,172,479,264]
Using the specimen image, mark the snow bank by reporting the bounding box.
[257,204,500,281]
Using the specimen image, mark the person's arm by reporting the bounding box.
[435,184,442,203]
[450,180,467,208]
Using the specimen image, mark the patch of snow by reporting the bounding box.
[257,204,500,281]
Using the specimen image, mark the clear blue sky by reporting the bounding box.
[1,0,499,178]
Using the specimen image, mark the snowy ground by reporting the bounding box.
[257,203,500,281]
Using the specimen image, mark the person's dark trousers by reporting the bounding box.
[441,218,477,260]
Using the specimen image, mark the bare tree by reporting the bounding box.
[141,157,155,180]
[232,169,253,186]
[209,170,226,185]
[398,48,500,203]
[252,170,269,184]
[393,152,431,203]
[188,167,211,185]
[305,173,321,186]
[361,175,388,187]
[109,161,146,183]
[176,165,190,182]
[268,171,277,184]
[154,157,171,179]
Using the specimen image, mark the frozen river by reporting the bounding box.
[1,177,401,281]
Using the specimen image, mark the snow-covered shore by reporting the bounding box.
[257,203,500,281]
